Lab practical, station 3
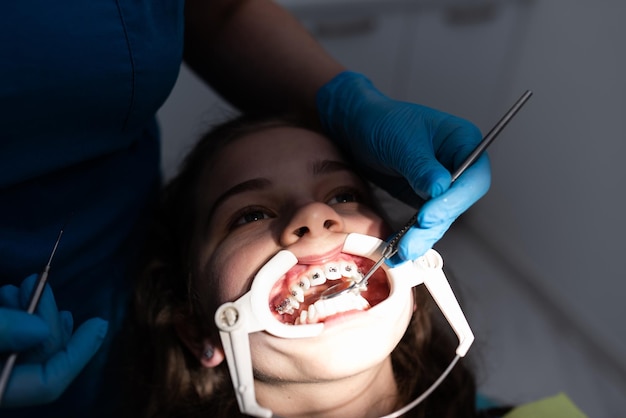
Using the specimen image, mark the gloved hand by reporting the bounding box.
[317,71,491,261]
[0,274,108,408]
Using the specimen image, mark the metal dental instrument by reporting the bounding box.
[322,90,533,300]
[0,228,65,405]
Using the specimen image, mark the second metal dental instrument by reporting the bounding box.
[322,90,533,300]
[0,228,65,405]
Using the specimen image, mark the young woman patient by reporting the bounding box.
[125,114,492,418]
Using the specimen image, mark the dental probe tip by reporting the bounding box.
[45,228,64,267]
[26,228,64,314]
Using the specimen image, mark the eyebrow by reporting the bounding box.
[311,159,353,176]
[208,159,354,221]
[210,178,272,218]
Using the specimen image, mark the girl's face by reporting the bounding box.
[194,125,414,386]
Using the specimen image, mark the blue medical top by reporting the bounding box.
[1,1,184,415]
[1,0,183,303]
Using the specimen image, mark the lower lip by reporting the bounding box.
[318,308,371,329]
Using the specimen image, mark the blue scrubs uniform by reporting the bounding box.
[1,1,184,416]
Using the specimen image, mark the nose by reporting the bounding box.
[280,202,345,246]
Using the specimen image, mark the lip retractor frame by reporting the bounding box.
[214,232,474,418]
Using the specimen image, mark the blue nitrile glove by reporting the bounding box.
[317,71,491,261]
[0,274,108,408]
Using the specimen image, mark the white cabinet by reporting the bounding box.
[403,1,531,132]
[283,0,529,132]
[282,2,409,98]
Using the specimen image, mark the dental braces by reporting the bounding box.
[273,258,370,325]
[215,233,474,418]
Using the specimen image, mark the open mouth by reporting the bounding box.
[268,253,390,325]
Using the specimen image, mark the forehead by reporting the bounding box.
[205,125,345,193]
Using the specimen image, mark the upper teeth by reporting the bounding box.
[309,268,326,286]
[298,276,311,290]
[274,261,362,317]
[290,284,305,303]
[324,263,341,280]
[341,261,354,275]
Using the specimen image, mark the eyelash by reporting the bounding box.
[326,187,362,205]
[227,187,364,230]
[229,206,274,229]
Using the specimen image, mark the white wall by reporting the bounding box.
[460,0,626,371]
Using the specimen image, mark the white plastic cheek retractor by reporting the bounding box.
[342,233,474,356]
[214,250,322,418]
[214,233,474,418]
[412,248,474,356]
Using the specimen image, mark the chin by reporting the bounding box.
[250,335,395,382]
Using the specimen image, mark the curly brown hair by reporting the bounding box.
[123,114,479,418]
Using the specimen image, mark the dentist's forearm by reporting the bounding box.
[183,0,345,119]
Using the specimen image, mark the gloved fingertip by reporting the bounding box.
[416,207,448,229]
[77,317,110,342]
[385,252,408,268]
[0,285,20,308]
[63,318,108,363]
[60,310,74,340]
[396,224,450,261]
[99,318,109,338]
[398,240,431,261]
[88,317,109,340]
[428,180,447,199]
[410,165,451,200]
[23,273,39,284]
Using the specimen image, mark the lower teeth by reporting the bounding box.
[294,292,370,325]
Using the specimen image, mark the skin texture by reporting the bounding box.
[185,126,416,417]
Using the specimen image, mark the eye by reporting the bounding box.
[326,189,360,205]
[230,207,273,228]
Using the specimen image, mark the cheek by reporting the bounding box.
[199,234,279,304]
[345,214,391,239]
[202,246,248,305]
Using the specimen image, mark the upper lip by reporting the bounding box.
[294,244,344,265]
